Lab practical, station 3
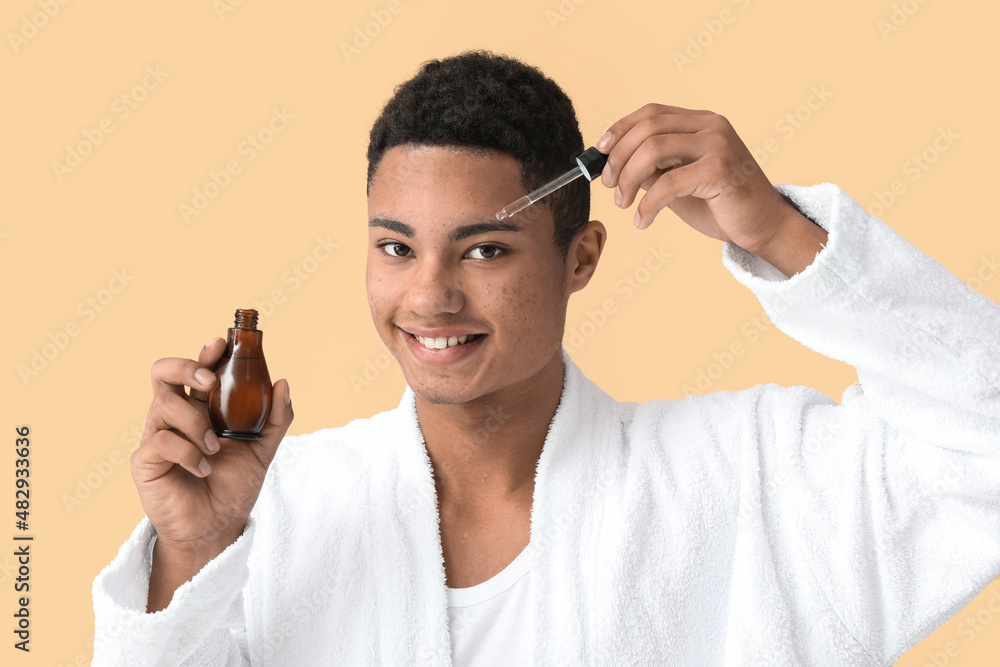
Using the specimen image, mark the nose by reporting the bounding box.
[401,256,465,318]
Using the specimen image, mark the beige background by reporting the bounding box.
[2,0,998,664]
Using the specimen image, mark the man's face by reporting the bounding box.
[366,144,572,405]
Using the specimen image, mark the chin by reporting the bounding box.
[409,380,479,406]
[402,359,499,405]
[413,390,465,406]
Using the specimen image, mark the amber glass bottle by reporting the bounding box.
[208,309,272,441]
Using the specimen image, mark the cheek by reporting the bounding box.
[495,271,548,332]
[365,271,391,317]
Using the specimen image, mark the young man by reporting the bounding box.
[93,51,1000,665]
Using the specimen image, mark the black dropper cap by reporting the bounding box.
[575,147,609,181]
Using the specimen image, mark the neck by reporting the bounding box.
[416,351,565,511]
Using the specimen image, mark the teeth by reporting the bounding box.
[413,333,479,350]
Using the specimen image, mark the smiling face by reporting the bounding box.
[366,144,579,406]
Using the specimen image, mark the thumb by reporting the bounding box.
[252,379,293,464]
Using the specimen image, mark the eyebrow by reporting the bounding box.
[368,217,525,243]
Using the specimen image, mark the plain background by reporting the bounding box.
[3,0,998,664]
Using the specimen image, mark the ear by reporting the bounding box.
[566,220,607,294]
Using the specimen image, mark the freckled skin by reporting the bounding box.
[366,145,598,407]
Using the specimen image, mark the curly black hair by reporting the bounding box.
[366,50,589,261]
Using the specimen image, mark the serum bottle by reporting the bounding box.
[208,308,272,440]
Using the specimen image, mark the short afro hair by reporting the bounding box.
[366,50,589,261]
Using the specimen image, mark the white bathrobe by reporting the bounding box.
[92,182,1000,666]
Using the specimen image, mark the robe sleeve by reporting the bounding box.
[91,514,255,666]
[721,182,1000,664]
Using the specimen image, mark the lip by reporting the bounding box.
[399,326,486,365]
[400,325,486,338]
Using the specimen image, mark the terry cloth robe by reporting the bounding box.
[92,182,1000,666]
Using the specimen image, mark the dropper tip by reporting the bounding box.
[495,210,506,221]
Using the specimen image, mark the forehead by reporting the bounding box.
[368,145,528,218]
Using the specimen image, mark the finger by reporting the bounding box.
[633,159,717,230]
[147,390,221,457]
[616,132,719,209]
[132,429,212,484]
[603,112,718,191]
[151,356,218,399]
[597,104,714,181]
[248,379,294,466]
[597,103,714,151]
[190,337,227,402]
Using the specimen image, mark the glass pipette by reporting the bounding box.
[495,147,608,221]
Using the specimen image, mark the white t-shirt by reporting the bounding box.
[447,544,532,666]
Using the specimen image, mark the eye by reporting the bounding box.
[466,244,508,260]
[376,241,414,258]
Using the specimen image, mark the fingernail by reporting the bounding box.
[195,368,215,385]
[198,458,212,476]
[597,131,612,151]
[633,211,642,228]
[284,385,291,405]
[203,336,221,348]
[601,163,611,186]
[205,429,220,453]
[614,186,623,207]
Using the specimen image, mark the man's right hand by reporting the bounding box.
[131,336,294,595]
